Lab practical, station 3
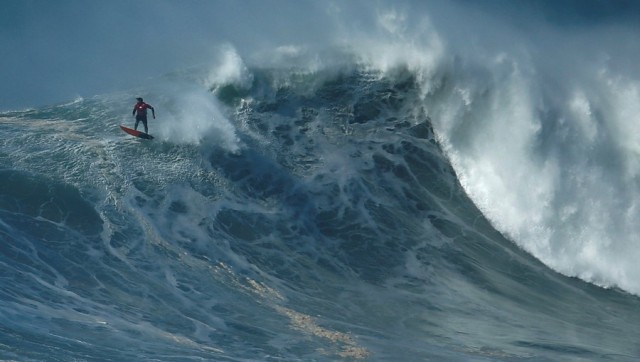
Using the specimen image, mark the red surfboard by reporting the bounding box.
[120,125,154,140]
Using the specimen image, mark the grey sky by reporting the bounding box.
[2,0,639,110]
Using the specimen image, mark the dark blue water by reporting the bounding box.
[2,63,640,361]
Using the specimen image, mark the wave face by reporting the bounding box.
[1,54,640,360]
[4,2,640,360]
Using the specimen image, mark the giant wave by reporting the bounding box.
[3,1,640,361]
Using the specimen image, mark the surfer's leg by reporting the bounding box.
[134,118,140,131]
[142,119,148,134]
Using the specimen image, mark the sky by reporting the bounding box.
[2,0,640,111]
[0,0,337,110]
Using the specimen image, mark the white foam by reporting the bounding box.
[151,82,240,152]
[205,44,253,90]
[337,3,640,295]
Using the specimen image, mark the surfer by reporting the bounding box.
[132,97,155,134]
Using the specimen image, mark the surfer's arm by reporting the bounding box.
[151,106,156,119]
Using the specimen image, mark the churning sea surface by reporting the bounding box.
[4,4,640,361]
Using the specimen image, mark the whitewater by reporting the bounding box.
[3,1,640,361]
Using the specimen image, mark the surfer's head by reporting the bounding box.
[136,97,143,102]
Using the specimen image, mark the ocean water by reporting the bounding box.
[3,1,640,361]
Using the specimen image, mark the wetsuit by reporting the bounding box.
[133,101,155,133]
